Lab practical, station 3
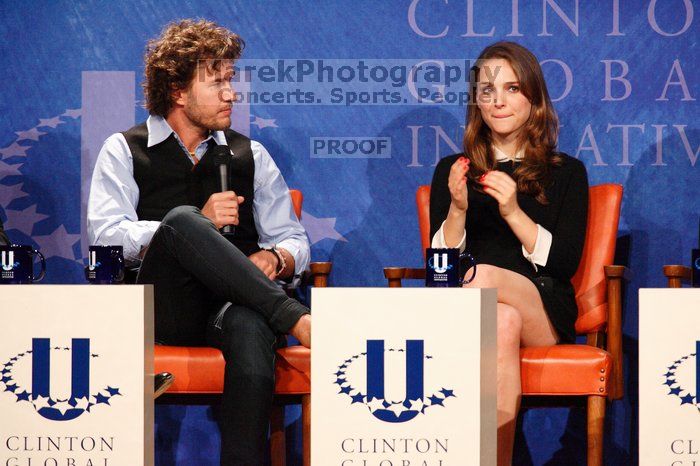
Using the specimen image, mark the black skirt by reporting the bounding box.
[527,275,577,344]
[461,257,578,344]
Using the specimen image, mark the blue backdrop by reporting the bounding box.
[1,0,698,464]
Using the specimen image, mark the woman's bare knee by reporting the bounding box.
[463,264,500,288]
[497,303,523,351]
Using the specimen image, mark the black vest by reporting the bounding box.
[121,122,261,256]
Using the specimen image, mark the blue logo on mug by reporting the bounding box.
[2,250,19,272]
[334,340,456,423]
[85,245,125,284]
[0,245,46,284]
[425,247,476,287]
[428,252,452,274]
[87,250,102,271]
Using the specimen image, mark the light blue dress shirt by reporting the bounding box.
[87,115,310,279]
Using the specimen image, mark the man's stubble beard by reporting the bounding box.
[185,101,231,132]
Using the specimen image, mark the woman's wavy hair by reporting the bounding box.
[143,19,244,117]
[463,41,560,203]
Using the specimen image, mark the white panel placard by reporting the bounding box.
[0,285,154,466]
[639,288,700,465]
[311,287,497,466]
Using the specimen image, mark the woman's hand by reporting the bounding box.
[480,170,520,218]
[448,157,470,212]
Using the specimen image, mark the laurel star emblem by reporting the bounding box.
[15,128,46,142]
[32,395,51,410]
[409,398,425,412]
[74,397,90,410]
[53,400,72,415]
[300,212,348,245]
[0,143,31,159]
[367,397,385,413]
[251,116,277,129]
[387,402,406,417]
[37,117,64,128]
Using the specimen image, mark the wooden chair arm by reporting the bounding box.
[309,262,332,288]
[383,267,406,287]
[604,265,629,401]
[383,267,425,287]
[604,265,631,281]
[663,265,692,288]
[403,268,426,280]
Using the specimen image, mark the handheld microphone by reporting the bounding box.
[212,145,235,237]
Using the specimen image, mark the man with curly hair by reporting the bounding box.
[88,19,311,465]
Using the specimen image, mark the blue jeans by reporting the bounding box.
[137,206,309,465]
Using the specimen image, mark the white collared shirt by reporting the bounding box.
[493,145,524,162]
[431,148,553,271]
[87,115,310,279]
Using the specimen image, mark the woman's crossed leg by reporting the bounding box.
[463,264,559,466]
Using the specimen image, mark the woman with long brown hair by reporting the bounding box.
[429,41,589,465]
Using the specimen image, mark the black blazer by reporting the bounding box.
[0,220,9,246]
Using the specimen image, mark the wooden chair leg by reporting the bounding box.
[587,396,606,466]
[270,404,286,466]
[302,394,311,466]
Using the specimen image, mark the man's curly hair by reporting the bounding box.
[143,19,244,117]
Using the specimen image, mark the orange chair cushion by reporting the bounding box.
[154,345,310,396]
[520,345,612,396]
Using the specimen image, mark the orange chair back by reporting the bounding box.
[416,186,431,259]
[289,189,303,220]
[415,183,623,335]
[571,184,622,334]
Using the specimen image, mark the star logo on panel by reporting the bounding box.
[661,341,699,414]
[0,338,122,421]
[334,340,455,423]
